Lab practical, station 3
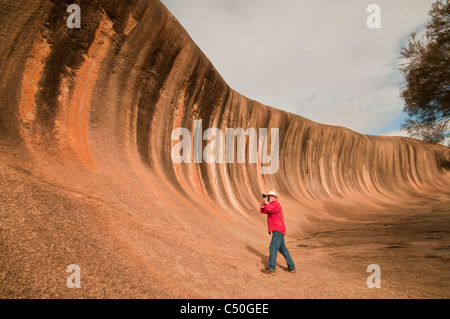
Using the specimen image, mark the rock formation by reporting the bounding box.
[1,0,449,298]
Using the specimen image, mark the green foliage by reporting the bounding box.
[399,0,450,144]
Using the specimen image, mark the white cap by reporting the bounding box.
[267,190,278,198]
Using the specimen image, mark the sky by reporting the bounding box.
[160,0,436,137]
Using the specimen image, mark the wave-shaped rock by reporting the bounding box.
[1,0,449,298]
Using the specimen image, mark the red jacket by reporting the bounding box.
[260,200,286,235]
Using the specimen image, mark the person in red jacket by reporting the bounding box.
[260,191,296,275]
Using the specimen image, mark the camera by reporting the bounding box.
[262,194,267,199]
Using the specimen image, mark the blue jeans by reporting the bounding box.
[268,231,296,271]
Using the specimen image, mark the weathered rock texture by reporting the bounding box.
[1,0,449,298]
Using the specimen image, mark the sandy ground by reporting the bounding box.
[1,149,448,299]
[296,209,450,298]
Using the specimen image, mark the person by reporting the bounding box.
[260,191,296,275]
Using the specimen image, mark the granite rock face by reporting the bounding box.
[1,0,449,298]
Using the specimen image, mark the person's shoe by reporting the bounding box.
[262,268,276,275]
[288,268,296,273]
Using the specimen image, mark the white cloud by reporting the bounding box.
[160,0,436,135]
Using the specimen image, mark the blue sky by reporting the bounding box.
[160,0,436,137]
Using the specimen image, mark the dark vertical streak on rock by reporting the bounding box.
[136,21,181,168]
